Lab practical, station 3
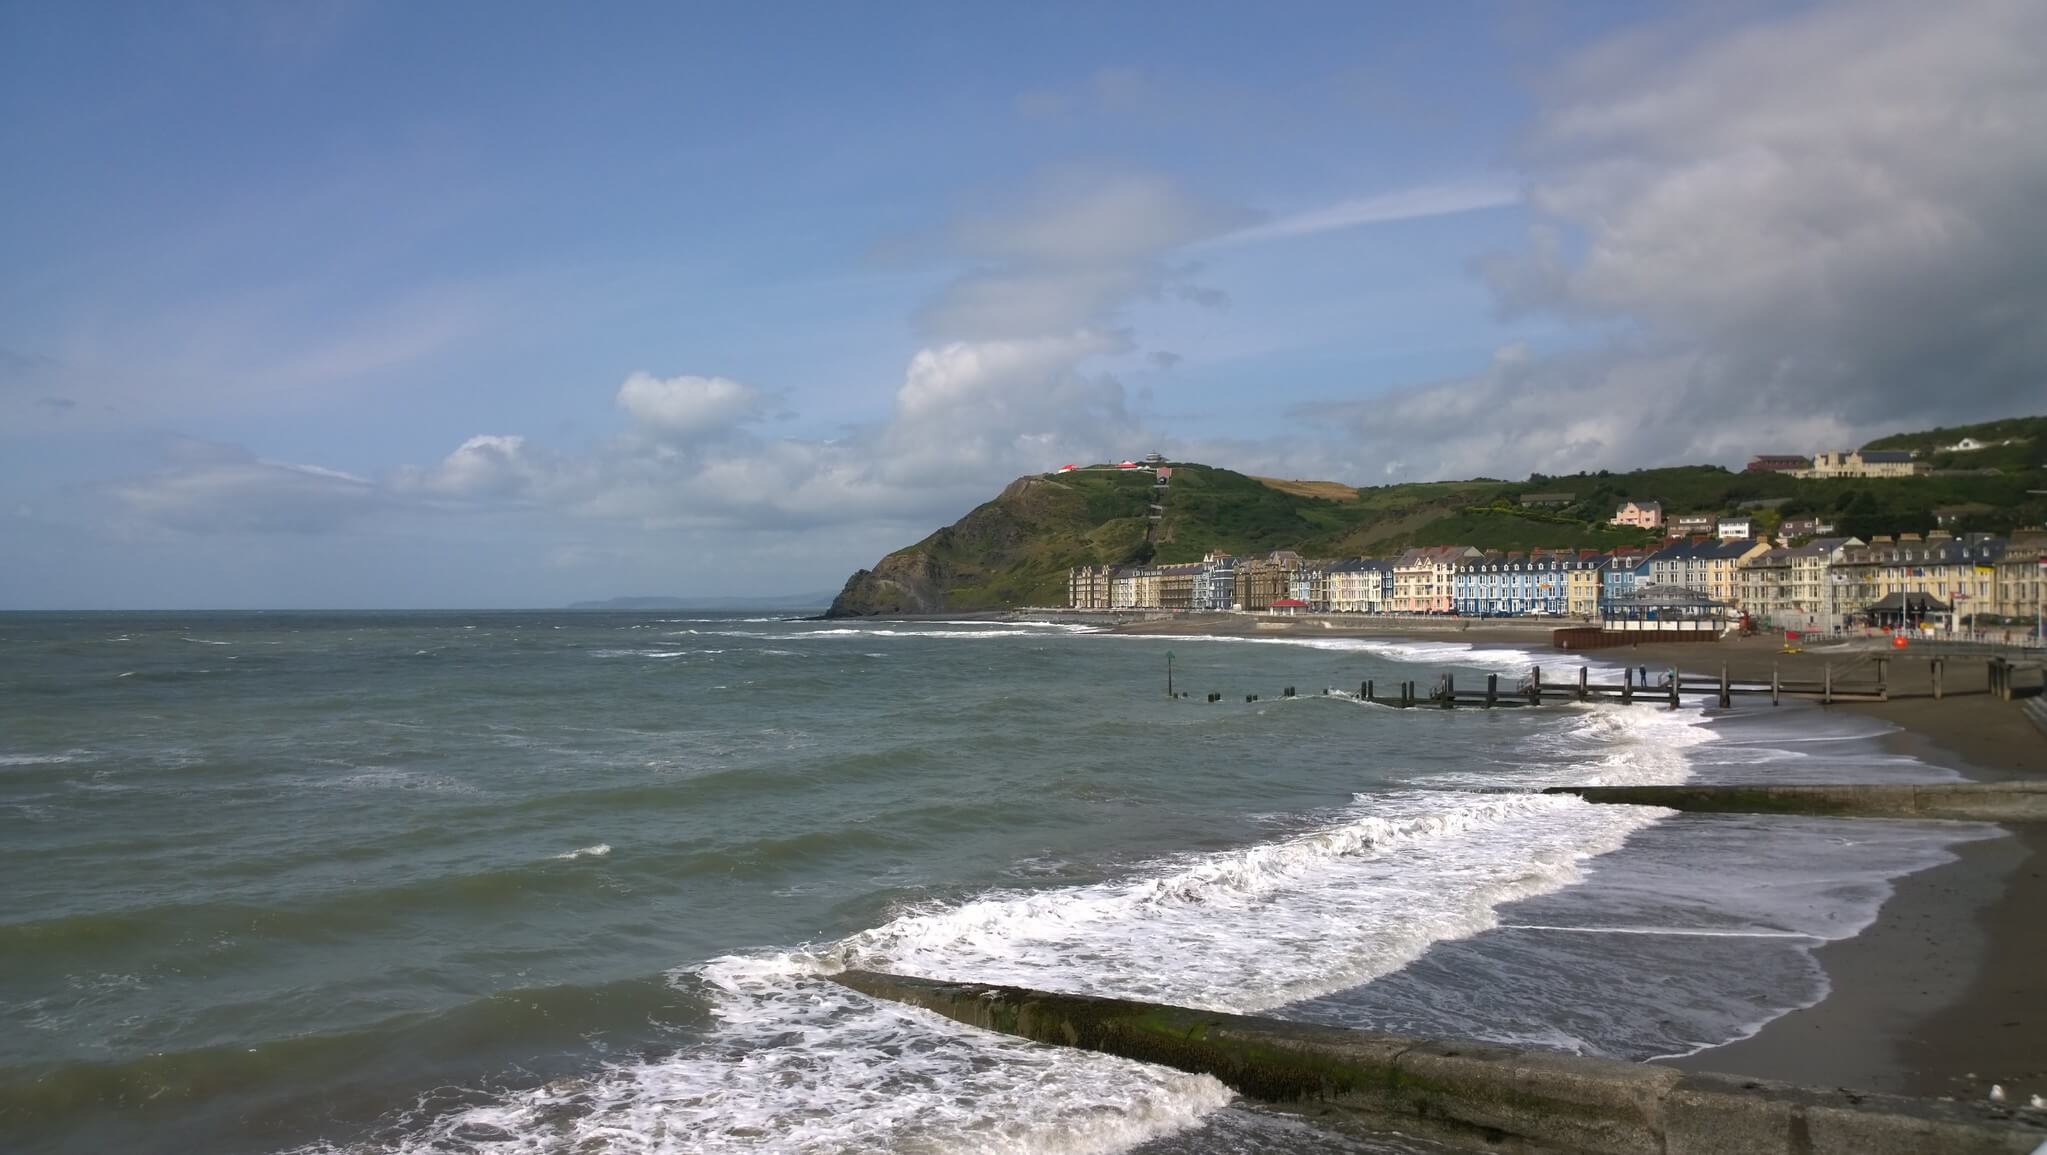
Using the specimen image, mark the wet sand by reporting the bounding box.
[1104,614,2047,1107]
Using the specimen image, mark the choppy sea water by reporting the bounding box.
[0,612,1991,1155]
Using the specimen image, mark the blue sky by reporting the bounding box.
[4,1,2043,607]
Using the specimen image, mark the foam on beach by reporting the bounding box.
[372,787,1662,1153]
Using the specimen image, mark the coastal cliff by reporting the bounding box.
[827,551,948,617]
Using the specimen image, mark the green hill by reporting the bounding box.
[825,418,2047,616]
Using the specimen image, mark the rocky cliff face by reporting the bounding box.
[824,550,948,618]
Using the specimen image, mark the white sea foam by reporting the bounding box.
[326,636,1701,1155]
[1109,630,1557,674]
[554,843,611,860]
[181,636,234,645]
[384,788,1661,1154]
[0,751,89,767]
[789,627,1095,640]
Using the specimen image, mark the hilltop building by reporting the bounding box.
[1668,513,1717,538]
[1610,500,1662,530]
[1778,516,1837,540]
[1746,454,1813,473]
[1794,450,1927,479]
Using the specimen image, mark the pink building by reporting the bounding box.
[1610,500,1663,530]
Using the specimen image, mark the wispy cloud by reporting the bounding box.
[1217,180,1521,246]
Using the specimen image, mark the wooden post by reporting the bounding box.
[1363,680,1372,701]
[1443,673,1455,709]
[1771,664,1780,706]
[1824,663,1833,705]
[1669,669,1680,710]
[1530,667,1543,706]
[1486,674,1498,707]
[1166,650,1175,699]
[1719,664,1731,710]
[1622,674,1633,704]
[1578,666,1589,702]
[1932,658,1943,701]
[1875,657,1888,700]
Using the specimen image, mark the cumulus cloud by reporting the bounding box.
[1338,0,2047,480]
[391,434,572,501]
[614,372,768,439]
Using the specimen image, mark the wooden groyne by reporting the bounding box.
[832,970,2046,1155]
[1335,661,1889,710]
[1544,782,2047,823]
[1187,655,2045,712]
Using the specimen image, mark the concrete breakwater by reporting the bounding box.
[832,970,2046,1154]
[1543,782,2047,823]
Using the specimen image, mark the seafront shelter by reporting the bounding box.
[1861,591,1952,631]
[1598,584,1728,633]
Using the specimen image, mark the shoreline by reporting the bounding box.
[1091,614,2047,1106]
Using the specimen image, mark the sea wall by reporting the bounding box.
[831,970,2045,1155]
[1542,782,2047,823]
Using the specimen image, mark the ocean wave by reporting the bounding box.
[0,751,93,769]
[367,790,1658,1153]
[324,993,1228,1155]
[1105,631,1560,673]
[795,627,1102,640]
[552,844,611,860]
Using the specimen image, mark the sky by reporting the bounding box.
[4,0,2044,608]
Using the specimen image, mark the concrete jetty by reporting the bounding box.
[1543,781,2047,823]
[832,970,2046,1154]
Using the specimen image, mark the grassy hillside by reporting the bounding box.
[1862,415,2047,472]
[829,415,2047,613]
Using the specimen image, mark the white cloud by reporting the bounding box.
[614,373,767,439]
[916,171,1244,341]
[1329,0,2047,480]
[391,434,570,501]
[112,443,384,534]
[1218,180,1521,245]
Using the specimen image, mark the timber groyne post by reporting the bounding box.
[829,970,2044,1155]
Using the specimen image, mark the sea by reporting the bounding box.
[0,612,1995,1155]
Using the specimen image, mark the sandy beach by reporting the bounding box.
[1102,613,2047,1106]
